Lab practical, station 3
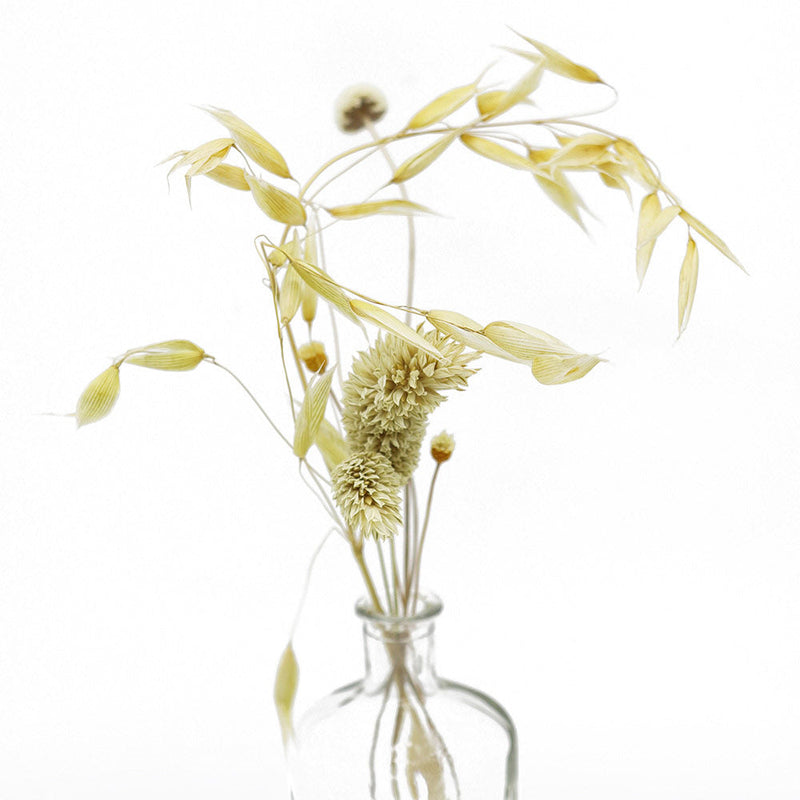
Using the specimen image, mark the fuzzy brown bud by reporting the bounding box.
[430,431,455,463]
[298,341,328,373]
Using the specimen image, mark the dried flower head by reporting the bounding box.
[430,431,455,463]
[331,451,402,540]
[334,84,387,133]
[298,341,328,373]
[341,330,477,480]
[343,330,477,430]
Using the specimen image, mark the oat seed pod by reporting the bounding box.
[315,418,350,473]
[204,163,250,191]
[244,174,306,226]
[75,365,121,427]
[293,369,335,459]
[301,227,318,323]
[279,264,304,324]
[678,237,699,337]
[123,340,206,371]
[202,106,291,179]
[430,431,455,463]
[274,642,299,747]
[334,84,387,133]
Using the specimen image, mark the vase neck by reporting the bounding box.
[357,597,441,691]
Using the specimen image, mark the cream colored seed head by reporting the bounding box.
[298,341,328,373]
[334,84,387,133]
[430,431,455,463]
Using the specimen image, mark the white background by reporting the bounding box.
[1,1,799,798]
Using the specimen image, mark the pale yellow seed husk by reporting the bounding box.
[533,171,586,230]
[293,370,335,459]
[245,174,306,226]
[544,134,614,170]
[315,418,350,473]
[124,340,206,371]
[279,264,304,324]
[167,138,235,203]
[614,139,659,188]
[75,365,121,427]
[408,83,476,129]
[301,283,318,324]
[511,31,602,83]
[289,257,361,326]
[476,90,508,117]
[678,237,699,336]
[636,192,662,286]
[480,61,544,119]
[391,130,460,184]
[302,222,319,322]
[350,299,443,359]
[426,310,510,361]
[531,353,603,385]
[527,147,559,165]
[274,642,299,747]
[168,138,235,178]
[326,199,435,219]
[204,163,250,191]
[597,162,632,203]
[502,61,545,108]
[203,106,291,179]
[460,134,534,171]
[304,223,318,266]
[482,321,574,360]
[679,210,747,273]
[638,203,682,248]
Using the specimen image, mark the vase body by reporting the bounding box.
[289,595,518,799]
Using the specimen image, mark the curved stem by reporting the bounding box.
[205,357,291,449]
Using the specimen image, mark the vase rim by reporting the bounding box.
[355,592,443,625]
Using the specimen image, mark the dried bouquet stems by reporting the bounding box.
[71,31,744,741]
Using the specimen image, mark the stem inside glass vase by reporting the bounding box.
[290,594,517,800]
[358,595,460,799]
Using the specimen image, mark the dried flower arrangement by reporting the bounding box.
[72,30,744,789]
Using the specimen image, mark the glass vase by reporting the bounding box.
[289,594,518,799]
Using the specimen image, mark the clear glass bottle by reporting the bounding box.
[289,595,518,799]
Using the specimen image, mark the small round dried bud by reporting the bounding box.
[298,341,328,373]
[430,431,455,463]
[334,84,387,133]
[268,248,287,267]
